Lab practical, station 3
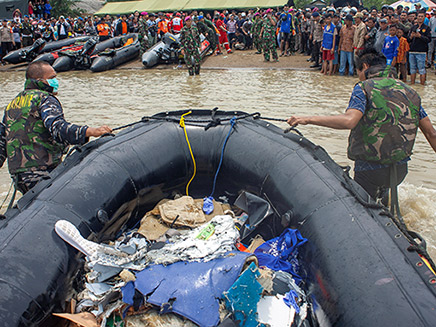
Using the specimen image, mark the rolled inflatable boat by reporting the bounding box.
[0,110,435,326]
[3,36,92,64]
[90,34,140,72]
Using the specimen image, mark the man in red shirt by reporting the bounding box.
[169,12,183,34]
[215,14,231,53]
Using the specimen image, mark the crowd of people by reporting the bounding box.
[1,3,436,83]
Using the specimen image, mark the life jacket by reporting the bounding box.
[4,84,65,174]
[158,20,169,34]
[97,22,109,36]
[121,21,128,35]
[347,67,421,164]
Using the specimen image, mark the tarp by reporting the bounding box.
[390,0,436,9]
[95,0,286,15]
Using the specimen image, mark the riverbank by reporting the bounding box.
[0,50,316,72]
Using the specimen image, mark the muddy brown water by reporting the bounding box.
[1,68,436,258]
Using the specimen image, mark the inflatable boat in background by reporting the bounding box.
[90,34,140,72]
[52,34,139,72]
[142,33,211,68]
[3,36,92,64]
[0,110,435,326]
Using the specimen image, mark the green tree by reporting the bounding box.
[362,0,389,10]
[51,0,83,17]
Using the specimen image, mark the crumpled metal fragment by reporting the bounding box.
[147,215,239,265]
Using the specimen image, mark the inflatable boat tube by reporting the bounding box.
[52,35,138,72]
[0,110,435,326]
[3,36,92,64]
[90,34,140,72]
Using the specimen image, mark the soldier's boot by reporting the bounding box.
[195,64,200,75]
[188,67,194,76]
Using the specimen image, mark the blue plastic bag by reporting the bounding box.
[254,228,307,283]
[202,196,214,214]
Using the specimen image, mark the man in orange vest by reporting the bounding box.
[115,15,130,36]
[157,12,169,39]
[97,17,111,41]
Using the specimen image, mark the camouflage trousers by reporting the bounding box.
[253,35,262,53]
[289,34,296,53]
[139,38,149,56]
[12,169,51,194]
[206,32,217,53]
[263,37,278,61]
[184,48,201,69]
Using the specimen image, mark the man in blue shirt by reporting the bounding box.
[279,5,292,56]
[287,48,436,202]
[382,24,399,65]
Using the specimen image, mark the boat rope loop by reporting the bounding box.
[209,117,237,198]
[180,111,196,196]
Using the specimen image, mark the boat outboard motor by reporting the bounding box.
[162,33,180,48]
[80,37,98,56]
[20,38,46,62]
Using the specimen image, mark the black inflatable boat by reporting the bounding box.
[53,34,140,72]
[0,110,435,326]
[3,36,92,64]
[90,34,140,72]
[142,33,211,68]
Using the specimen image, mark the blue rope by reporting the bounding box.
[209,117,237,197]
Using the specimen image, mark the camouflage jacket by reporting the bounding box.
[0,79,89,174]
[179,26,200,50]
[196,20,212,35]
[347,67,421,164]
[262,17,277,37]
[138,18,148,35]
[252,18,262,36]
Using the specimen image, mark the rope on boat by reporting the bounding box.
[180,111,197,196]
[209,117,237,198]
[110,111,304,137]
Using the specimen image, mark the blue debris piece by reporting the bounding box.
[254,228,307,284]
[121,251,251,327]
[122,281,135,306]
[223,262,266,327]
[283,290,300,314]
[202,196,214,214]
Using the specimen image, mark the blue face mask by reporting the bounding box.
[46,78,59,92]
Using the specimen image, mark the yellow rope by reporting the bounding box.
[180,111,196,196]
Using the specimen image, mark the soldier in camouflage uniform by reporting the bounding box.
[286,48,436,201]
[138,15,149,56]
[0,61,111,194]
[260,10,278,62]
[252,13,263,54]
[196,15,217,55]
[180,16,201,76]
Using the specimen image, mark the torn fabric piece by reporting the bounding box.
[122,252,253,327]
[223,262,265,327]
[159,196,207,227]
[254,228,307,284]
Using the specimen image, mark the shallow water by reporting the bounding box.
[0,68,435,258]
